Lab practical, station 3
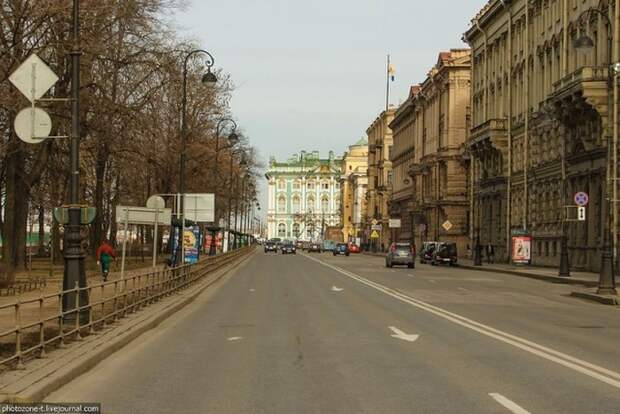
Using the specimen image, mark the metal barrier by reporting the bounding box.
[0,246,253,371]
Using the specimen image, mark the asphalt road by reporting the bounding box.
[47,250,620,413]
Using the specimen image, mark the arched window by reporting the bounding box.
[321,196,329,212]
[292,180,301,190]
[307,181,315,190]
[277,195,286,213]
[292,195,301,213]
[277,179,286,190]
[307,196,315,213]
[293,223,300,238]
[278,223,286,237]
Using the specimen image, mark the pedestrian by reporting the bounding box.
[96,239,116,282]
[486,243,494,264]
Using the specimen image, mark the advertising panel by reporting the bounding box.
[512,235,532,265]
[184,226,201,264]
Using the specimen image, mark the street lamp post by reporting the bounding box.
[177,49,217,265]
[63,0,88,320]
[228,153,246,250]
[574,7,618,293]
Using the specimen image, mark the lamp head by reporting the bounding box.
[228,130,239,144]
[201,68,218,85]
[574,34,595,51]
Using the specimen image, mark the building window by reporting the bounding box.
[307,196,315,213]
[277,180,286,190]
[278,223,286,237]
[293,180,301,190]
[307,223,314,238]
[321,196,329,212]
[277,195,286,213]
[321,181,329,190]
[292,195,301,213]
[293,223,300,238]
[335,182,340,189]
[307,181,315,190]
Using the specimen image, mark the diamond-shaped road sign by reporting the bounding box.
[9,54,59,102]
[442,220,453,232]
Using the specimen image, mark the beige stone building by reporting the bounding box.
[340,138,369,242]
[464,0,618,270]
[389,50,471,254]
[365,107,396,251]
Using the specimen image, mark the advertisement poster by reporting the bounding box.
[184,226,201,264]
[512,235,532,265]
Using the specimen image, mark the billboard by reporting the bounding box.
[512,235,532,265]
[184,194,215,223]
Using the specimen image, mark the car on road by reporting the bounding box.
[301,241,310,251]
[419,241,439,264]
[348,243,361,254]
[333,243,350,256]
[308,241,322,253]
[386,242,415,268]
[281,241,297,254]
[322,240,335,252]
[295,240,304,250]
[431,242,458,266]
[264,240,278,253]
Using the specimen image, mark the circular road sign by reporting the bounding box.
[14,107,52,144]
[574,192,589,207]
[146,195,166,209]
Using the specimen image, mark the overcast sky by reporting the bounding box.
[173,0,488,215]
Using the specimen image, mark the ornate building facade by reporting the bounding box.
[365,108,396,250]
[389,50,471,254]
[265,151,342,241]
[465,0,617,270]
[340,138,369,242]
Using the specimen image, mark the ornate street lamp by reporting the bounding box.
[177,49,217,265]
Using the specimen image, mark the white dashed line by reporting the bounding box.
[489,393,531,414]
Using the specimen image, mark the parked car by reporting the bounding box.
[431,242,458,266]
[419,241,439,264]
[295,240,304,250]
[281,241,297,254]
[322,240,335,252]
[264,241,278,253]
[333,243,350,256]
[308,241,322,253]
[348,243,361,253]
[386,242,415,268]
[301,241,311,251]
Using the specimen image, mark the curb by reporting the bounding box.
[570,291,619,306]
[456,264,598,287]
[1,248,256,403]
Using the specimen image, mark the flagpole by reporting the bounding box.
[385,54,390,111]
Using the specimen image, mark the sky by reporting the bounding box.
[172,0,488,217]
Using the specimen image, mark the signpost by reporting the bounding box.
[578,206,587,222]
[389,219,401,228]
[574,192,589,207]
[442,220,453,232]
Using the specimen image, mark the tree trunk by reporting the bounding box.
[38,205,45,255]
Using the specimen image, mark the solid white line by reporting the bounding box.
[301,253,620,389]
[489,393,531,414]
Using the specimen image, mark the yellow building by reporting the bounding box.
[365,107,396,251]
[340,138,369,242]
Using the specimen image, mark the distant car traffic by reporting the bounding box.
[348,243,360,253]
[419,241,439,264]
[333,243,350,256]
[281,241,296,254]
[295,240,304,250]
[264,241,278,253]
[386,242,415,268]
[308,242,322,253]
[431,242,458,266]
[322,240,335,252]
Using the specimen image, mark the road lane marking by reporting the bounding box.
[458,287,468,292]
[331,286,344,292]
[489,393,531,414]
[227,336,243,341]
[428,279,437,284]
[249,289,255,292]
[389,326,419,342]
[301,253,620,389]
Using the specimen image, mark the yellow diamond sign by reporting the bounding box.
[442,220,453,232]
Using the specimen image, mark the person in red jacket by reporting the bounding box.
[96,239,116,281]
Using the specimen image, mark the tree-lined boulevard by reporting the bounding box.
[47,251,620,413]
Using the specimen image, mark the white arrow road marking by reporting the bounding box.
[227,336,243,341]
[389,326,419,342]
[489,393,531,414]
[331,286,344,292]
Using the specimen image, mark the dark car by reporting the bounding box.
[295,240,304,250]
[431,242,458,266]
[281,241,296,254]
[386,243,415,268]
[333,243,350,256]
[419,241,439,264]
[264,241,278,253]
[308,242,322,253]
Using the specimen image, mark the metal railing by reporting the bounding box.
[0,246,253,371]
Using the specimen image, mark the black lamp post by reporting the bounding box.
[228,152,246,250]
[177,49,217,265]
[573,8,616,293]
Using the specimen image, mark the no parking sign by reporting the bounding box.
[574,192,589,207]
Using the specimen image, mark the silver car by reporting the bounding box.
[386,243,415,268]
